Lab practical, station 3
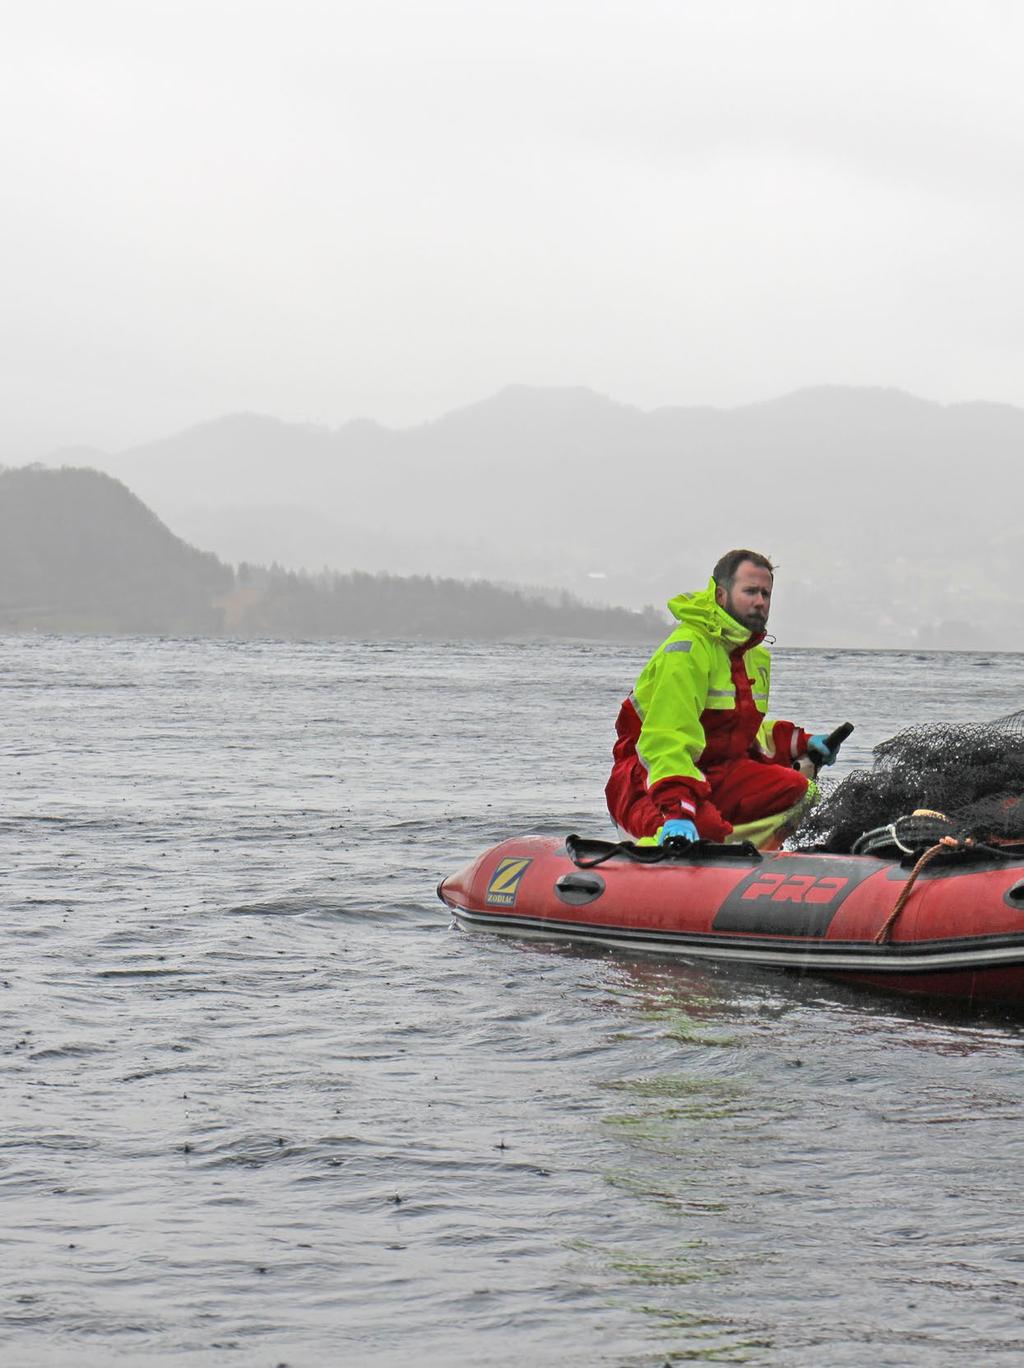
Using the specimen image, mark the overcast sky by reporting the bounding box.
[3,0,1023,454]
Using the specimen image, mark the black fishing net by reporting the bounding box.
[795,709,1024,855]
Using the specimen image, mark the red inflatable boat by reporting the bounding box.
[438,834,1024,1006]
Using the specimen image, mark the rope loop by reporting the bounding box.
[874,837,973,944]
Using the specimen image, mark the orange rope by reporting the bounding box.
[874,837,970,945]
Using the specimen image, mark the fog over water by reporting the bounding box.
[5,3,1022,643]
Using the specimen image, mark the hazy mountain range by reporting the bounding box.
[50,383,1022,650]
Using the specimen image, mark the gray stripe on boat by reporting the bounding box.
[451,910,1024,973]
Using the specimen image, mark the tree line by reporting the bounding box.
[0,465,665,640]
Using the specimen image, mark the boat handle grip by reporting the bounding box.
[555,872,606,905]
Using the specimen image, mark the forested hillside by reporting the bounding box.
[0,466,665,641]
[0,466,231,633]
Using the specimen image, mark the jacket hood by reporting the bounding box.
[667,578,764,649]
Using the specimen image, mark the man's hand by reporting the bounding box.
[807,733,838,766]
[659,818,699,845]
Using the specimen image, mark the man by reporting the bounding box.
[605,549,839,845]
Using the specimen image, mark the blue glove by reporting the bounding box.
[807,733,837,766]
[659,818,698,845]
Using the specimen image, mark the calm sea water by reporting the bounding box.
[3,633,1024,1367]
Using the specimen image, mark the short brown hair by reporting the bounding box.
[712,549,775,591]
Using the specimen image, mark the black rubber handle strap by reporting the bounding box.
[566,833,761,867]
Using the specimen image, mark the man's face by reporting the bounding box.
[715,561,773,633]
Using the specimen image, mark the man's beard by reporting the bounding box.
[726,597,766,632]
